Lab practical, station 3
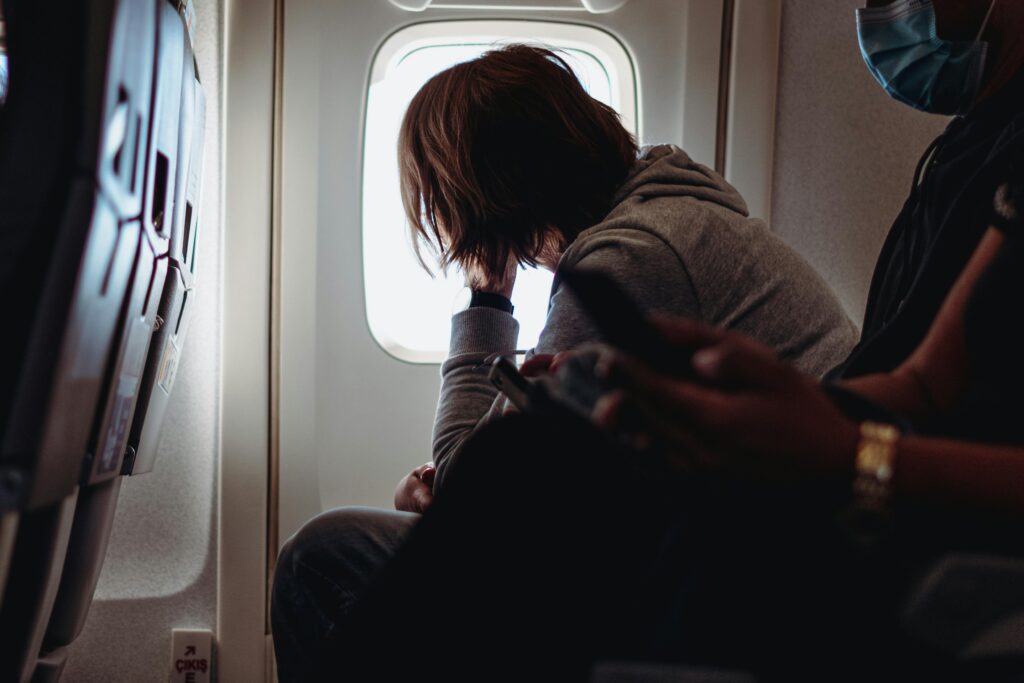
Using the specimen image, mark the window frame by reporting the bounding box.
[361,19,639,363]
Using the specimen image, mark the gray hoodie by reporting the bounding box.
[432,144,858,488]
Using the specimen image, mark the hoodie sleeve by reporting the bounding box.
[432,227,702,492]
[431,307,518,492]
[535,226,703,354]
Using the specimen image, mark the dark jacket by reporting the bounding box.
[831,68,1024,380]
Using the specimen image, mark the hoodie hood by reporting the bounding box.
[611,144,749,217]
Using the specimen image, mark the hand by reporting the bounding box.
[520,354,554,378]
[502,351,592,415]
[519,350,585,377]
[394,463,436,513]
[463,253,518,298]
[593,318,860,481]
[499,354,551,415]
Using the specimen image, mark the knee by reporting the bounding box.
[277,507,388,576]
[273,506,416,602]
[272,507,415,679]
[275,510,337,586]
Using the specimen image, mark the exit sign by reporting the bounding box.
[171,629,213,683]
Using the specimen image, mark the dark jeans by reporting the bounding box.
[272,507,418,681]
[271,414,1019,682]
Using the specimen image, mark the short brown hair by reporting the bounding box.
[398,44,638,276]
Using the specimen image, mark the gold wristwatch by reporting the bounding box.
[853,421,900,506]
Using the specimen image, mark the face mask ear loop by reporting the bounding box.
[974,0,998,44]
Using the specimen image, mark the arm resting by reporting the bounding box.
[431,307,518,491]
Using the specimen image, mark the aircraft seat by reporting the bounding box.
[0,0,157,677]
[32,3,205,682]
[903,555,1024,662]
[126,35,206,478]
[0,1,204,681]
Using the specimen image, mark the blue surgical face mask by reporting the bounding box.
[856,0,997,115]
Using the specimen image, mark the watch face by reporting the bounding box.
[452,286,473,314]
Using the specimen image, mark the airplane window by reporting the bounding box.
[362,21,637,363]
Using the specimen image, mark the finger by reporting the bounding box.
[420,465,436,487]
[548,344,602,376]
[593,391,657,452]
[599,350,727,425]
[602,350,716,413]
[412,463,433,479]
[650,315,727,349]
[593,391,712,472]
[520,354,555,378]
[412,486,434,513]
[627,396,715,471]
[394,476,416,511]
[594,388,695,453]
[547,352,569,374]
[592,389,627,431]
[593,390,660,439]
[396,473,435,512]
[691,338,787,390]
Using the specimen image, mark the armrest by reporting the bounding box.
[903,554,1024,659]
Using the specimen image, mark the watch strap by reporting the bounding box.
[470,290,514,315]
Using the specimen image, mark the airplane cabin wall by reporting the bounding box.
[771,0,949,327]
[60,0,223,679]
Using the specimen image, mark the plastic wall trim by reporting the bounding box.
[266,0,284,639]
[218,0,274,680]
[724,0,781,224]
[679,0,724,175]
[714,0,734,176]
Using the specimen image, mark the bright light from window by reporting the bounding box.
[0,54,8,105]
[363,22,636,363]
[0,18,8,106]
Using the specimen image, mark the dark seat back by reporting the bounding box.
[0,0,154,517]
[127,26,205,476]
[40,2,201,665]
[0,2,203,680]
[0,0,157,677]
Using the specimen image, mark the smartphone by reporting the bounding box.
[557,267,696,378]
[489,356,594,419]
[488,357,534,412]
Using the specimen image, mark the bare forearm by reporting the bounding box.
[893,434,1024,516]
[837,379,1024,515]
[842,231,1005,427]
[839,370,936,425]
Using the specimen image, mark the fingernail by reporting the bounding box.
[592,397,611,427]
[692,348,720,376]
[595,353,616,380]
